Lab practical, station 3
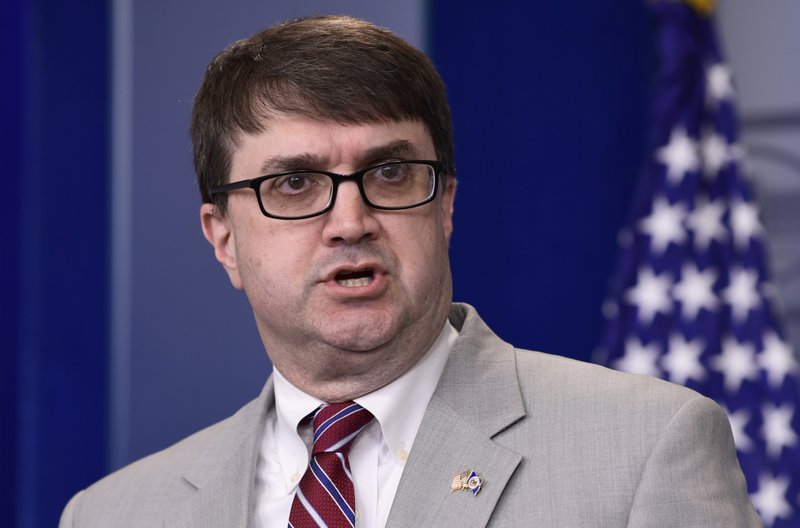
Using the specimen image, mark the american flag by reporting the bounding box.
[596,2,800,526]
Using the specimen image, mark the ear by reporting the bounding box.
[200,203,243,290]
[439,176,457,241]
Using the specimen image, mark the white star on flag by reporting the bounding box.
[709,338,759,393]
[672,263,718,320]
[762,403,799,460]
[686,198,727,250]
[706,63,736,103]
[758,332,798,389]
[599,10,800,525]
[656,128,699,184]
[724,406,754,453]
[751,474,792,527]
[701,131,730,177]
[661,334,706,385]
[625,267,673,324]
[638,196,687,254]
[614,338,661,378]
[730,199,764,250]
[722,267,761,323]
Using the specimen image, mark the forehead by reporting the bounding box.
[229,116,436,178]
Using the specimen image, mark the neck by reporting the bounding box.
[267,306,450,402]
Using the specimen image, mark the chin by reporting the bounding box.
[322,328,395,353]
[319,313,401,352]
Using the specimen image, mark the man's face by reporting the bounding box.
[201,115,456,400]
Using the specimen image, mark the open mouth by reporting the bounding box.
[335,268,375,288]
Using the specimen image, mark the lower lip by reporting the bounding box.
[324,271,388,299]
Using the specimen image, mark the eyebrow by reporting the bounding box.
[258,139,422,175]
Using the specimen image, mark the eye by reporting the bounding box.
[286,175,307,190]
[274,174,314,194]
[375,163,407,182]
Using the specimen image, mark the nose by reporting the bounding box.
[321,181,380,245]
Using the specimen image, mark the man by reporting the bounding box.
[60,15,760,527]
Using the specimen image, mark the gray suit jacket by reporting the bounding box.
[60,303,761,527]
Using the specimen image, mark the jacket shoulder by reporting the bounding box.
[60,385,271,527]
[515,348,701,412]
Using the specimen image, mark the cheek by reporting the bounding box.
[234,240,269,295]
[232,222,276,290]
[234,221,317,293]
[235,241,301,321]
[390,216,450,287]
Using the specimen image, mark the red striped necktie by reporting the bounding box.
[288,402,374,528]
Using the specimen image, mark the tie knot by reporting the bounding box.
[311,402,374,455]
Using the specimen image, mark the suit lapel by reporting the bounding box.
[164,304,520,527]
[386,304,526,528]
[166,378,274,528]
[386,396,522,527]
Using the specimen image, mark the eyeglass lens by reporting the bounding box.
[257,162,435,218]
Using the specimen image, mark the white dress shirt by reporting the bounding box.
[254,321,458,528]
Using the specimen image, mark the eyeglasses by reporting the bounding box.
[210,160,443,220]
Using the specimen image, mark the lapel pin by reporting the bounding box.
[450,469,483,495]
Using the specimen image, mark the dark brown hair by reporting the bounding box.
[191,15,455,213]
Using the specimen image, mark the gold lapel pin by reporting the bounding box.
[450,469,483,495]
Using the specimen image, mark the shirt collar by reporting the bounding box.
[272,319,458,467]
[354,320,457,462]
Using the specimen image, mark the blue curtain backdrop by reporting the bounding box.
[4,1,651,525]
[1,0,24,526]
[2,0,110,526]
[433,2,650,360]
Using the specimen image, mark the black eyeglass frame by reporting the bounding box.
[209,160,444,220]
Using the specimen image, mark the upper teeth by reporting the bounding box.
[337,277,372,287]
